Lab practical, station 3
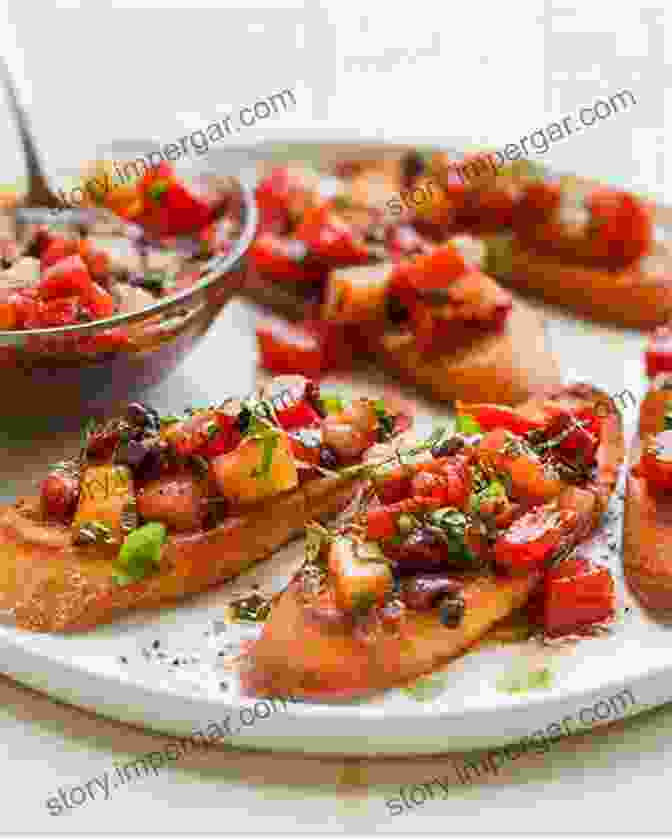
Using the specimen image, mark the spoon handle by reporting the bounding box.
[0,55,59,208]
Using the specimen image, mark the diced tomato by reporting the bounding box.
[586,188,652,267]
[78,239,110,279]
[460,403,545,436]
[9,291,39,328]
[637,430,672,492]
[40,237,79,269]
[543,407,599,465]
[464,186,517,230]
[288,427,322,465]
[542,555,615,636]
[35,297,80,327]
[256,316,355,378]
[410,458,471,509]
[255,166,312,234]
[494,506,578,572]
[514,181,562,229]
[393,242,467,293]
[365,508,398,541]
[645,325,672,378]
[295,205,370,265]
[137,162,214,236]
[201,427,242,459]
[39,255,93,299]
[248,234,318,283]
[75,328,131,354]
[274,400,322,431]
[374,467,413,504]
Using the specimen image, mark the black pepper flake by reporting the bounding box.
[172,658,180,666]
[152,639,160,649]
[219,681,229,690]
[120,656,128,664]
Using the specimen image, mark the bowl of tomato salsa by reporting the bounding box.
[0,154,257,420]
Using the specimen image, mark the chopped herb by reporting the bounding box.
[190,455,210,478]
[665,404,672,431]
[147,180,170,203]
[351,590,377,616]
[206,420,219,439]
[320,394,346,414]
[160,415,182,426]
[374,399,396,442]
[455,414,481,435]
[79,418,97,456]
[251,427,280,480]
[331,194,353,212]
[402,671,449,702]
[137,270,168,292]
[120,498,139,533]
[427,507,479,567]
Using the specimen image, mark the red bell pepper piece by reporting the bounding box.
[295,205,370,265]
[542,555,615,636]
[494,505,577,572]
[39,255,93,299]
[391,242,467,293]
[366,508,399,541]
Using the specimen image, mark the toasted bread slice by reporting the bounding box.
[0,471,364,633]
[244,385,624,699]
[505,238,672,329]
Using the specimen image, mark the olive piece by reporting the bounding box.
[401,149,427,188]
[401,575,462,611]
[394,528,452,574]
[386,294,409,325]
[319,445,340,470]
[126,402,160,433]
[116,439,151,469]
[439,592,465,628]
[431,436,465,459]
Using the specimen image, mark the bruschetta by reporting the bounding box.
[623,333,672,612]
[400,149,672,329]
[242,383,624,700]
[244,164,560,404]
[0,376,412,632]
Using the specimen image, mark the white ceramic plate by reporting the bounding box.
[1,139,671,757]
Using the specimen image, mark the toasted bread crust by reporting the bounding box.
[0,473,361,633]
[507,238,672,329]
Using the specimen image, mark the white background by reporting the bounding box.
[1,0,671,834]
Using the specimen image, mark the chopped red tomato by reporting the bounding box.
[645,325,672,378]
[166,412,240,459]
[374,467,413,504]
[365,508,398,541]
[542,555,615,636]
[74,328,131,354]
[137,162,213,237]
[39,255,93,300]
[386,225,432,261]
[288,428,322,465]
[461,186,518,230]
[40,236,78,269]
[392,242,467,293]
[637,431,672,492]
[410,458,471,509]
[514,181,562,228]
[295,205,370,265]
[494,506,577,572]
[34,297,80,327]
[459,403,545,436]
[543,407,599,465]
[586,188,652,267]
[8,291,39,328]
[248,234,319,283]
[255,166,313,234]
[274,400,322,431]
[256,316,355,378]
[0,294,17,329]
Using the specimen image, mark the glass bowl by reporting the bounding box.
[0,140,257,423]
